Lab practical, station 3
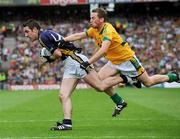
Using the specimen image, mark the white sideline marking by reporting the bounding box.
[0,119,179,123]
[0,136,180,139]
[0,119,54,123]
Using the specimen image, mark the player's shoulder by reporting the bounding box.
[40,29,60,39]
[88,27,95,31]
[87,27,98,36]
[105,22,114,29]
[102,23,116,34]
[39,30,49,39]
[40,29,54,36]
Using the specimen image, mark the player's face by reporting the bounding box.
[23,26,38,42]
[90,12,103,29]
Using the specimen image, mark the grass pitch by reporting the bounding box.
[0,88,180,139]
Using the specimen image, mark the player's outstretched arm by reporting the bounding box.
[88,40,111,64]
[64,32,87,42]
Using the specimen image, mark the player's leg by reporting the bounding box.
[98,63,123,94]
[83,64,127,117]
[67,53,127,117]
[121,55,179,87]
[98,64,127,117]
[50,78,79,131]
[137,70,179,87]
[103,61,142,89]
[83,69,124,92]
[72,53,126,91]
[60,78,79,119]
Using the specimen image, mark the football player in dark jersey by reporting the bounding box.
[23,19,128,131]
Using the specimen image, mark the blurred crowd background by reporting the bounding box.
[0,1,179,89]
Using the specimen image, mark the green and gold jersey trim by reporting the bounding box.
[103,36,111,41]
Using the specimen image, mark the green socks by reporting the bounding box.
[111,93,123,105]
[167,73,178,82]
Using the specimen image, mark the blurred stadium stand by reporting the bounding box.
[0,0,179,89]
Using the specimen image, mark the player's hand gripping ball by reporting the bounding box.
[40,47,55,63]
[40,47,52,57]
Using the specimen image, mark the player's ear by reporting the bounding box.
[100,17,105,23]
[32,27,39,33]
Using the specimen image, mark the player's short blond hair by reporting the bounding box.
[92,8,107,21]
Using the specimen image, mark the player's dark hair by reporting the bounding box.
[23,19,41,30]
[92,8,107,21]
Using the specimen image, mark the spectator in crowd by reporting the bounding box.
[0,69,7,90]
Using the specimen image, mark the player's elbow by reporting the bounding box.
[142,82,153,87]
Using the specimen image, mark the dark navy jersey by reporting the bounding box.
[39,29,64,54]
[38,29,83,63]
[39,30,81,58]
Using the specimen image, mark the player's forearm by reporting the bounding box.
[64,32,86,42]
[88,42,110,64]
[88,48,106,64]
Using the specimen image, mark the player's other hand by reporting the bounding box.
[80,61,90,71]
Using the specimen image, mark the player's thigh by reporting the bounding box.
[114,55,145,78]
[83,70,104,91]
[60,78,79,97]
[98,63,118,80]
[137,71,151,84]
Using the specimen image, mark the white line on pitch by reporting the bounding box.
[0,136,180,139]
[0,119,179,123]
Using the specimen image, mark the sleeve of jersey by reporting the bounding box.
[39,33,57,54]
[102,26,112,42]
[86,28,94,38]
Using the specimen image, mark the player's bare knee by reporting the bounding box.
[98,87,105,92]
[98,82,108,91]
[59,93,68,102]
[143,82,153,87]
[59,93,63,102]
[94,86,105,92]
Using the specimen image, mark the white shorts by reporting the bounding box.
[107,55,145,78]
[63,53,89,79]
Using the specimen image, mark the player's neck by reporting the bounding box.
[98,22,106,31]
